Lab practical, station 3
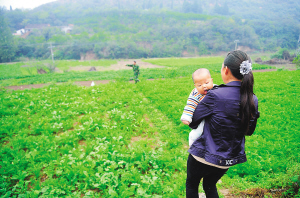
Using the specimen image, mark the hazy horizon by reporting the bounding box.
[0,0,57,10]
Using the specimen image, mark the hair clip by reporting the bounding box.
[240,60,252,75]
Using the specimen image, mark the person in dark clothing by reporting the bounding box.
[126,61,140,83]
[186,50,260,198]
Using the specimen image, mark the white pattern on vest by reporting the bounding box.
[226,160,233,165]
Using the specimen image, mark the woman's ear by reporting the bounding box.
[224,66,229,75]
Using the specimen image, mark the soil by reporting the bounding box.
[60,60,164,72]
[198,189,234,198]
[5,84,50,90]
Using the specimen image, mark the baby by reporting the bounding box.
[181,68,215,146]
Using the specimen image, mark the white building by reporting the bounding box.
[13,28,27,36]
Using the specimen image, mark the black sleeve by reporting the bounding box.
[246,95,260,136]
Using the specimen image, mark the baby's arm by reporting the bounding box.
[182,120,190,125]
[181,89,203,125]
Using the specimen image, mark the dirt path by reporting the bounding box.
[62,59,165,72]
[198,189,234,198]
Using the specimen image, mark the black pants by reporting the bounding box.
[186,154,228,198]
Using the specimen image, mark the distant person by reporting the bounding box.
[126,61,140,83]
[186,50,260,197]
[181,68,216,146]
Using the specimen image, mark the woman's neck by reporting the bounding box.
[227,77,241,83]
[224,76,241,84]
[222,65,242,84]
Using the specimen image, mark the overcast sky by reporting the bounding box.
[0,0,57,10]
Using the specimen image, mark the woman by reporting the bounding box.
[186,50,260,198]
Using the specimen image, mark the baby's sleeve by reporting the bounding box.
[181,89,203,123]
[189,91,214,129]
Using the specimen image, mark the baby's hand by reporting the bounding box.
[182,120,190,125]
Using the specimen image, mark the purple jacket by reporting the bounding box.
[188,81,260,167]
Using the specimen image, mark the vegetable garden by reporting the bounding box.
[0,57,299,197]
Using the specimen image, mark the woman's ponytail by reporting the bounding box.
[223,50,256,135]
[240,71,256,135]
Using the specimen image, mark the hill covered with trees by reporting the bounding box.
[1,0,300,62]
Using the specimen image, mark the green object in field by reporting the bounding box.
[126,61,140,83]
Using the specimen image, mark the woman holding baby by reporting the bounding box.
[186,50,260,198]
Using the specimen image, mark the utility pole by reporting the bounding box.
[298,34,300,48]
[48,42,55,72]
[234,40,239,50]
[297,35,300,55]
[48,42,55,64]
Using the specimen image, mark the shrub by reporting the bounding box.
[271,48,290,59]
[293,54,300,70]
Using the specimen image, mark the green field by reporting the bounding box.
[0,57,275,87]
[0,59,118,81]
[143,56,225,66]
[54,59,118,71]
[0,57,299,197]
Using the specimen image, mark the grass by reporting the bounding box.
[249,51,275,62]
[55,59,118,71]
[0,69,299,197]
[143,56,275,70]
[0,59,118,81]
[0,57,275,87]
[0,63,31,80]
[143,56,225,67]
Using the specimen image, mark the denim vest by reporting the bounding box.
[188,81,260,167]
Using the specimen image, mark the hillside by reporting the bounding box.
[1,0,300,62]
[34,0,300,21]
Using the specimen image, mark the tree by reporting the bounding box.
[294,57,300,70]
[5,8,26,31]
[271,48,290,59]
[192,0,203,14]
[183,0,202,14]
[213,3,229,15]
[282,50,290,60]
[0,7,16,63]
[15,37,35,58]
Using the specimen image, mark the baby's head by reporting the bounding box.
[192,68,214,95]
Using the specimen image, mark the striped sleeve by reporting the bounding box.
[181,88,204,122]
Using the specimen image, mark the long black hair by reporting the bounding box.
[223,50,256,135]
